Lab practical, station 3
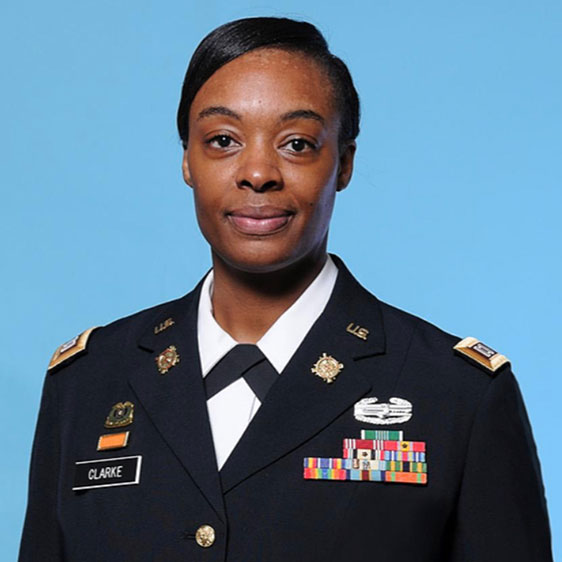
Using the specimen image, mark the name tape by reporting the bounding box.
[72,455,142,491]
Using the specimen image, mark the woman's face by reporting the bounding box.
[184,48,355,274]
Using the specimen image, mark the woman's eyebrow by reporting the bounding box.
[197,106,241,121]
[280,109,325,124]
[196,106,325,125]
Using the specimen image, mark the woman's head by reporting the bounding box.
[178,18,359,275]
[177,17,360,149]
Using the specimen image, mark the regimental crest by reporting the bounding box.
[105,401,134,428]
[354,397,413,425]
[311,353,344,384]
[156,345,180,374]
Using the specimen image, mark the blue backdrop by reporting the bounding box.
[2,1,560,559]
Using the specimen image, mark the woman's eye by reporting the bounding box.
[208,135,235,148]
[286,138,315,153]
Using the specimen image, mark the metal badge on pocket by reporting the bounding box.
[354,397,413,425]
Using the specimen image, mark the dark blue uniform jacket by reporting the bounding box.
[19,257,553,561]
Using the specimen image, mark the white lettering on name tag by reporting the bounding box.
[72,455,142,491]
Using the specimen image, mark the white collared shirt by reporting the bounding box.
[197,255,338,469]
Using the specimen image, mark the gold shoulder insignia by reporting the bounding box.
[48,327,99,373]
[453,336,510,374]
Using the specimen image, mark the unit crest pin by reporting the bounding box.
[156,345,180,374]
[311,353,344,384]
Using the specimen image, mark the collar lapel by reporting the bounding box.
[220,256,387,493]
[129,279,225,521]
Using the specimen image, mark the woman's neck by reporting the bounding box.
[210,251,328,344]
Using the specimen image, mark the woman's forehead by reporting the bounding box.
[189,49,337,121]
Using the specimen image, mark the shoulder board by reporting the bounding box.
[48,327,99,373]
[453,336,510,375]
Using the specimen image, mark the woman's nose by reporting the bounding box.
[235,145,283,193]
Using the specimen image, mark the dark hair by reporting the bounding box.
[176,17,360,148]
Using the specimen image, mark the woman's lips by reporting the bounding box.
[227,207,294,235]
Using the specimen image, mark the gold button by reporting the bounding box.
[195,525,215,548]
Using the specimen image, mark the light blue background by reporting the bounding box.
[2,1,560,559]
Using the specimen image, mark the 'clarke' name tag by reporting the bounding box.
[72,455,142,491]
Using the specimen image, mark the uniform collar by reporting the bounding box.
[132,255,387,507]
[197,255,339,376]
[136,254,385,360]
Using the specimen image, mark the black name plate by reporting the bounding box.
[73,455,142,491]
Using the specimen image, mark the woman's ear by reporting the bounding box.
[336,141,356,192]
[182,149,193,188]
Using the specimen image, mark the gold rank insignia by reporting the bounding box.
[105,401,134,428]
[453,337,510,374]
[48,327,99,372]
[155,345,180,374]
[311,353,344,384]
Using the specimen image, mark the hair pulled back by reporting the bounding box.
[176,17,360,148]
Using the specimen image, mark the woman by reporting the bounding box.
[19,17,552,561]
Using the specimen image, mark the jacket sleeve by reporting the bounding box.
[449,368,553,561]
[19,373,64,561]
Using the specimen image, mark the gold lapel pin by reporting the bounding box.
[156,345,180,374]
[104,401,134,428]
[311,353,344,384]
[154,317,175,335]
[346,322,369,341]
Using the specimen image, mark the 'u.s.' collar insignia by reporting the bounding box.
[105,401,134,428]
[156,345,180,374]
[48,327,99,372]
[154,317,175,335]
[354,397,413,425]
[311,353,344,384]
[454,337,510,375]
[346,322,369,341]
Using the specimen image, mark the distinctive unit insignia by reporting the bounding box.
[354,397,413,425]
[97,431,130,451]
[311,353,344,384]
[154,317,175,335]
[453,336,509,374]
[346,322,369,341]
[156,345,180,374]
[105,401,134,428]
[304,429,427,485]
[48,327,98,372]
